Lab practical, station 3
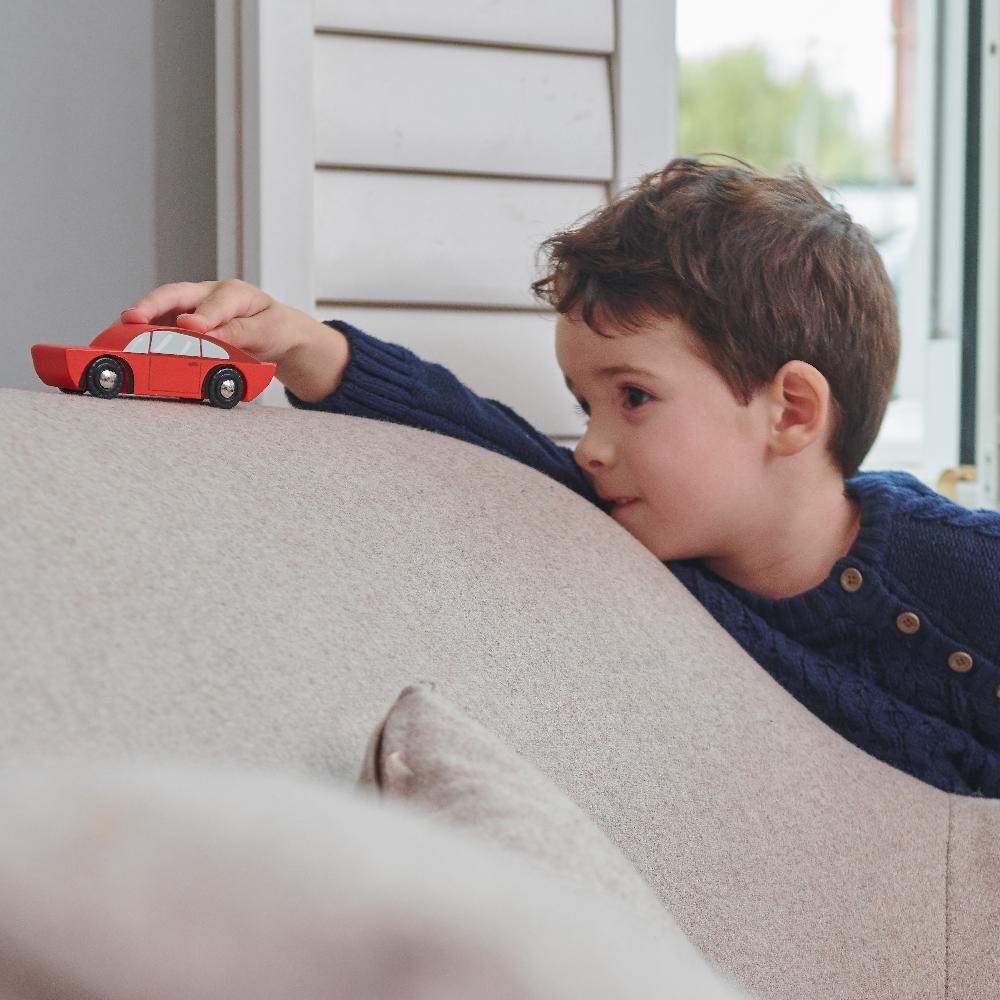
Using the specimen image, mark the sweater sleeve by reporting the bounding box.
[285,319,604,506]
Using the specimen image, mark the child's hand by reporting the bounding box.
[122,280,312,365]
[121,280,350,402]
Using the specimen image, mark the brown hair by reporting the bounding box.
[532,157,900,477]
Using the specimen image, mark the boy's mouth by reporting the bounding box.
[598,491,638,507]
[597,490,639,514]
[609,497,639,520]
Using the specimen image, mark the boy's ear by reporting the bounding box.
[764,361,832,458]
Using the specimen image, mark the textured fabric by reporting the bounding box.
[0,758,748,1000]
[946,796,1000,996]
[289,320,1000,798]
[0,386,960,999]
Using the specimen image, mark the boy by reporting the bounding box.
[123,158,1000,797]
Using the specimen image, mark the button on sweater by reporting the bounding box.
[289,320,1000,797]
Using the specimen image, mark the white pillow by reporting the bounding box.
[0,757,746,1000]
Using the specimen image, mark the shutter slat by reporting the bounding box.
[313,0,615,53]
[314,170,606,308]
[314,36,613,180]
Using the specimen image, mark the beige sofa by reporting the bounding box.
[1,386,997,999]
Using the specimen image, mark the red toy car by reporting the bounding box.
[31,323,276,409]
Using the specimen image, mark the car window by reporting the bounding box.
[201,339,229,359]
[122,332,151,354]
[151,330,200,357]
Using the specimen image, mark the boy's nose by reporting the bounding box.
[573,428,613,470]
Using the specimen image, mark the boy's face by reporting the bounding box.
[556,312,773,565]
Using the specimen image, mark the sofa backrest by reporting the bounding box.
[0,387,979,998]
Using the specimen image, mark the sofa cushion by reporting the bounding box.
[358,682,740,993]
[0,758,746,1000]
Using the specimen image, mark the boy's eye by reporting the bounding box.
[623,386,651,409]
[572,388,649,419]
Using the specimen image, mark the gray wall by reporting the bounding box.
[1,2,216,390]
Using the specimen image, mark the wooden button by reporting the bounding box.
[948,651,974,674]
[839,567,863,593]
[896,612,921,635]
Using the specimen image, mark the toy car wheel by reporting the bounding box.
[207,367,245,409]
[86,357,127,399]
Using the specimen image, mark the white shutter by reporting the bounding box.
[219,0,676,431]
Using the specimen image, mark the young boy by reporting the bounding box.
[123,158,1000,797]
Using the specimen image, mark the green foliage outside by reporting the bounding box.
[678,47,890,185]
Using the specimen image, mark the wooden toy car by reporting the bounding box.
[31,323,276,409]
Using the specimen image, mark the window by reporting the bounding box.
[123,332,150,354]
[201,339,229,359]
[150,330,201,356]
[676,0,924,478]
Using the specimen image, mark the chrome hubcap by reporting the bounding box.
[98,368,119,390]
[219,378,236,399]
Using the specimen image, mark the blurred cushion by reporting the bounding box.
[0,757,746,1000]
[358,681,733,984]
[360,681,663,912]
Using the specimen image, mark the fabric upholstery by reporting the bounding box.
[945,795,1000,996]
[0,758,746,1000]
[0,387,984,998]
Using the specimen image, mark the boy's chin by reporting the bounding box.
[608,504,703,562]
[636,531,704,565]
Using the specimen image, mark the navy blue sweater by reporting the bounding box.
[289,320,1000,797]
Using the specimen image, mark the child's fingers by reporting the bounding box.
[198,317,262,357]
[174,280,271,336]
[121,281,217,325]
[120,279,282,361]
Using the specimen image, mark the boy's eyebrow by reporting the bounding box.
[563,365,658,391]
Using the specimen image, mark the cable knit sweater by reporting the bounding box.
[289,320,1000,797]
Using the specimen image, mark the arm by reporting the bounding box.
[287,320,600,505]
